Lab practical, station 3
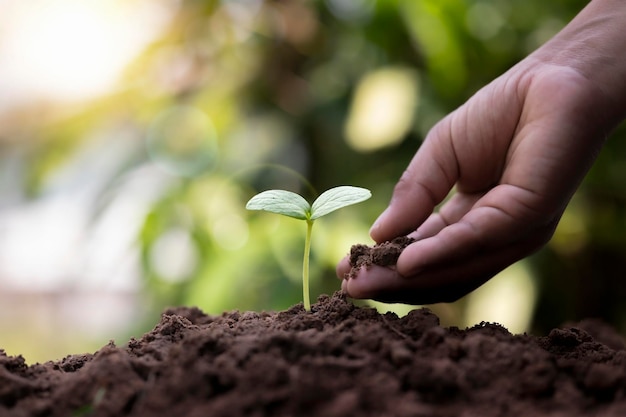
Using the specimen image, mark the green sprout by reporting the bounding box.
[246,186,372,311]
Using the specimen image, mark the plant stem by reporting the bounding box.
[302,219,314,311]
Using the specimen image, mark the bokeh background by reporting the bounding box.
[1,0,625,364]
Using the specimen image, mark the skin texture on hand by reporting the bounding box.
[337,0,626,305]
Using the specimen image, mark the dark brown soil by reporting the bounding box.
[348,236,416,278]
[2,291,626,417]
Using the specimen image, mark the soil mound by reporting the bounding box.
[2,291,626,416]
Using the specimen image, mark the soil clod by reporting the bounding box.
[347,236,415,278]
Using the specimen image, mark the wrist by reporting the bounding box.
[530,0,626,125]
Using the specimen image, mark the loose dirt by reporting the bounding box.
[348,236,415,278]
[2,290,626,417]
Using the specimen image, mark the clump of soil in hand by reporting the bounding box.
[347,236,415,278]
[2,291,626,417]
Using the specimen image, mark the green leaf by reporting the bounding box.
[245,189,311,220]
[310,186,372,220]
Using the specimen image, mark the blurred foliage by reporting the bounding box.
[2,0,625,341]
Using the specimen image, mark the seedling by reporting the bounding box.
[246,186,371,311]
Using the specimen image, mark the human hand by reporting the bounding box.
[336,0,626,305]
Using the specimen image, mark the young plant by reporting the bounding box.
[246,186,371,311]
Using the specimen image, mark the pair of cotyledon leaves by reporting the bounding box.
[246,186,371,221]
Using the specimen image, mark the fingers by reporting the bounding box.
[335,256,352,280]
[399,189,537,275]
[409,192,482,241]
[338,182,559,305]
[369,120,460,243]
[369,71,524,245]
[339,222,553,305]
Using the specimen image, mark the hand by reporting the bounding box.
[337,63,603,303]
[336,0,626,304]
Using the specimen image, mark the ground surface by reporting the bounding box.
[2,239,626,416]
[2,290,626,417]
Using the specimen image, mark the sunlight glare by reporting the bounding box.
[465,261,537,334]
[345,67,418,152]
[0,0,174,108]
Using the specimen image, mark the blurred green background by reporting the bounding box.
[0,0,624,364]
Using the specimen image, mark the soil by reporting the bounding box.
[348,236,416,278]
[2,293,626,417]
[2,239,626,417]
